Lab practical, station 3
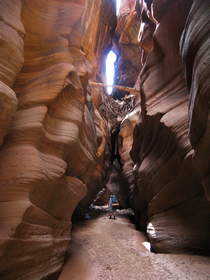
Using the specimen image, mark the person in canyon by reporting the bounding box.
[108,194,117,219]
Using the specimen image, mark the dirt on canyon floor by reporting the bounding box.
[59,210,210,280]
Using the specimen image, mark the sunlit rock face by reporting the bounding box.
[120,0,210,254]
[0,0,115,279]
[181,0,210,201]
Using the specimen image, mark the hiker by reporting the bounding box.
[108,194,116,219]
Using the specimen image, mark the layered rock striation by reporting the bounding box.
[118,0,210,254]
[181,0,210,201]
[0,0,116,279]
[0,0,24,146]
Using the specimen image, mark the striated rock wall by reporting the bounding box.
[0,0,115,279]
[0,0,24,146]
[118,0,210,254]
[118,99,140,208]
[181,0,210,201]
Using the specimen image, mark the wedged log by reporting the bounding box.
[181,0,210,200]
[128,0,210,254]
[89,81,140,95]
[0,0,114,278]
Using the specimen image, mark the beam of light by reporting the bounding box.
[116,0,122,16]
[105,50,117,95]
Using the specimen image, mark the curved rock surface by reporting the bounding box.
[181,0,210,201]
[119,0,210,254]
[0,0,115,279]
[0,0,24,146]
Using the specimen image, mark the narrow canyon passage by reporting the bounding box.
[0,0,210,279]
[59,211,210,280]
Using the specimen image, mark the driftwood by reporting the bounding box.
[89,81,140,95]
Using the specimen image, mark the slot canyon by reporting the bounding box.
[0,0,210,279]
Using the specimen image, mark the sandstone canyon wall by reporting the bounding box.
[181,0,210,202]
[0,1,115,279]
[118,0,210,254]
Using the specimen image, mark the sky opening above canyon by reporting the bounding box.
[116,0,122,15]
[105,0,121,95]
[105,50,117,95]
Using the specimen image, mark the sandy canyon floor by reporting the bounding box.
[59,212,210,280]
